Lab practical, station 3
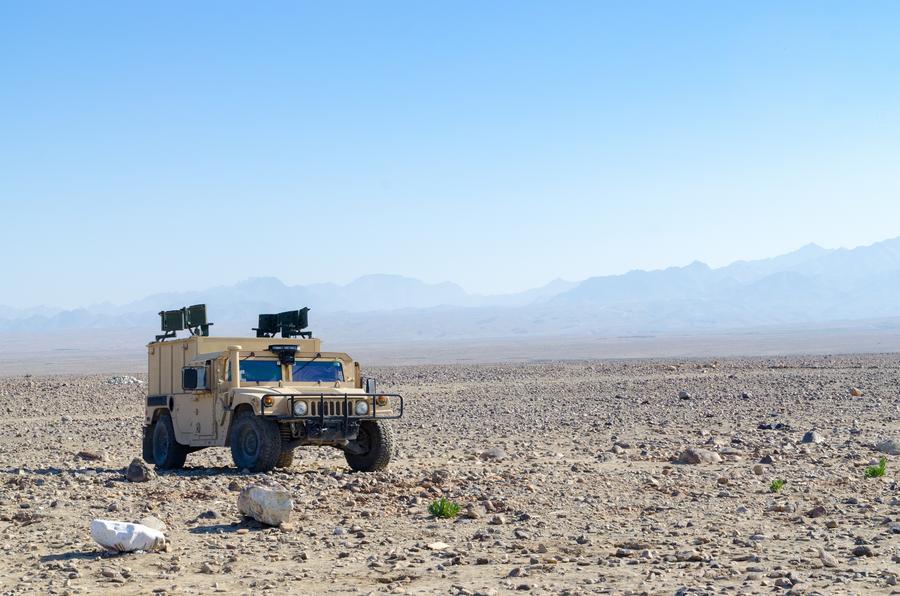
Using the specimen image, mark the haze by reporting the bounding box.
[3,2,900,309]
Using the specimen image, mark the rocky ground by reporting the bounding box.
[0,355,898,595]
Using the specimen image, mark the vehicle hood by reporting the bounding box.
[232,386,366,397]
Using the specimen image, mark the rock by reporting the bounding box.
[91,519,166,552]
[801,430,825,444]
[677,448,722,465]
[427,541,449,550]
[758,422,792,431]
[237,484,293,526]
[819,549,838,567]
[752,464,764,475]
[126,458,156,483]
[849,387,863,397]
[852,545,874,557]
[678,390,692,400]
[805,505,827,518]
[199,562,218,574]
[77,450,105,462]
[875,438,900,456]
[774,578,793,589]
[107,375,143,385]
[462,504,482,519]
[138,516,167,533]
[480,447,507,461]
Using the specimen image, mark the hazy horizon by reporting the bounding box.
[0,235,890,311]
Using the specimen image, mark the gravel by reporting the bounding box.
[0,355,897,593]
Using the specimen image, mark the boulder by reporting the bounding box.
[237,484,293,526]
[91,519,165,552]
[677,448,722,465]
[126,458,156,482]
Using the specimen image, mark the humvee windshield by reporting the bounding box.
[226,359,345,383]
[238,360,282,382]
[292,360,344,383]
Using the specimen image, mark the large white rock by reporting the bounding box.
[91,519,166,552]
[237,484,293,526]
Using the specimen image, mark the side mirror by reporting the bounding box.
[364,377,376,394]
[182,367,208,391]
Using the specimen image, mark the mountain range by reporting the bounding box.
[4,236,900,340]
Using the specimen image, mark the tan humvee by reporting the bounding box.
[142,327,402,473]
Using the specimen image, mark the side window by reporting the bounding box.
[182,366,209,391]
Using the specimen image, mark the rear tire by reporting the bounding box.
[344,421,394,472]
[275,448,295,469]
[152,412,188,469]
[229,412,282,473]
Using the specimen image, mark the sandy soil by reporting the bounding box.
[0,355,898,595]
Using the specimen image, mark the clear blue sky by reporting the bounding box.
[2,2,900,308]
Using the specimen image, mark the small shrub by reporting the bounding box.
[865,457,887,479]
[769,478,786,493]
[428,498,461,519]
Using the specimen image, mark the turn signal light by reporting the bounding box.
[262,396,275,407]
[375,395,389,407]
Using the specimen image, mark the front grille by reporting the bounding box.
[309,399,350,417]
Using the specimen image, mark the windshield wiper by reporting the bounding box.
[291,352,322,377]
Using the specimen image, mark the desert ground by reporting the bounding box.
[0,355,898,595]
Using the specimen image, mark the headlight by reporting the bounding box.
[355,401,369,415]
[292,401,308,416]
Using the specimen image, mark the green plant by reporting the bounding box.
[865,457,887,478]
[428,497,461,519]
[769,478,786,493]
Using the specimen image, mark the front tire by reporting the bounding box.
[229,412,282,473]
[152,412,188,469]
[344,421,394,472]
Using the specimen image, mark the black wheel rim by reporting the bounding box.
[355,426,372,455]
[241,426,260,459]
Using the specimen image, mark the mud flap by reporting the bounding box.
[141,425,154,462]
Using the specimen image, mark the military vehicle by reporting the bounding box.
[142,305,403,473]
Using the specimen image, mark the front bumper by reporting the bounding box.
[259,392,404,444]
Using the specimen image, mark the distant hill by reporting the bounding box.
[4,236,900,339]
